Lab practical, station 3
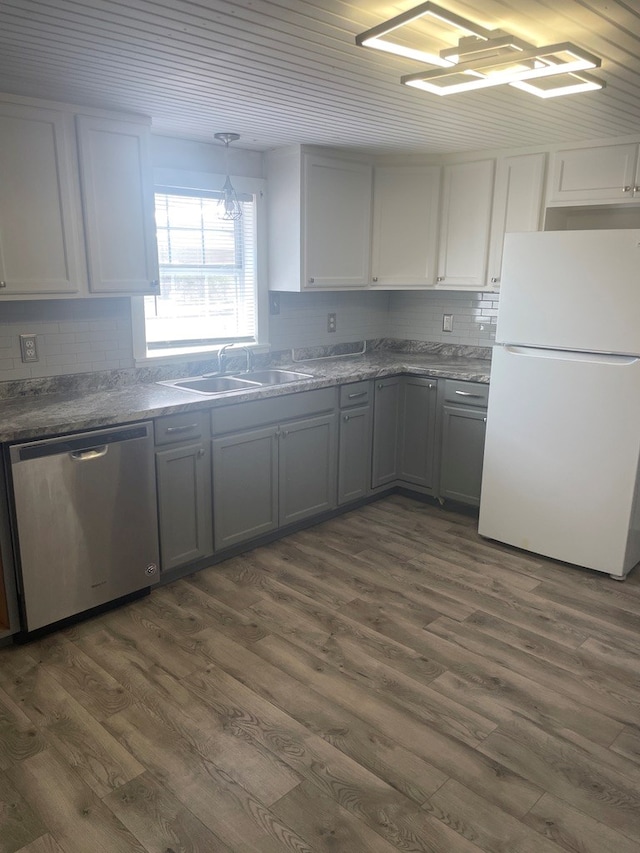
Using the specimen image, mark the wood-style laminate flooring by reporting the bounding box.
[1,493,640,853]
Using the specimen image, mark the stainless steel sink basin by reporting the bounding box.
[159,368,313,396]
[237,369,313,384]
[161,375,261,395]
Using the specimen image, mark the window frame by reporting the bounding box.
[132,168,268,365]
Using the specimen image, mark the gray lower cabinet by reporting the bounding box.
[211,394,338,552]
[398,376,439,491]
[338,380,372,505]
[155,412,213,572]
[279,413,338,525]
[371,376,401,488]
[212,426,279,550]
[439,380,488,506]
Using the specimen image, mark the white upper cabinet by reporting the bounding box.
[0,102,86,297]
[548,143,640,204]
[370,165,440,289]
[0,96,159,300]
[76,115,159,294]
[436,159,495,289]
[267,146,372,291]
[304,154,372,288]
[487,152,547,288]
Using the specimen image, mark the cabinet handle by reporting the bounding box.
[372,276,378,282]
[343,414,350,422]
[348,391,367,399]
[150,280,159,288]
[623,186,632,193]
[490,277,500,283]
[308,277,315,283]
[165,424,198,433]
[0,281,6,288]
[197,448,205,457]
[429,384,435,390]
[377,383,384,390]
[455,390,483,398]
[281,429,289,437]
[436,276,445,282]
[483,417,487,423]
[635,187,640,194]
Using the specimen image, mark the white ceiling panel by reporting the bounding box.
[0,0,639,153]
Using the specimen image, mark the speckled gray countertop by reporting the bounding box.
[0,345,491,443]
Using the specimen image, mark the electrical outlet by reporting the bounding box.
[327,312,337,333]
[442,314,454,332]
[19,333,39,363]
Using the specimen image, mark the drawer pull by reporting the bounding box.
[348,391,367,399]
[165,423,199,434]
[455,390,483,398]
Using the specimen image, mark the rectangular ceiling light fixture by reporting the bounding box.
[401,43,602,95]
[354,1,492,67]
[356,3,603,97]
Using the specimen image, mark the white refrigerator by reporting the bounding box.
[478,229,640,579]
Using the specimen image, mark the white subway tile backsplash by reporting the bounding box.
[0,289,498,383]
[0,298,134,381]
[387,290,499,346]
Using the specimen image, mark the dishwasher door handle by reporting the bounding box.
[70,446,108,461]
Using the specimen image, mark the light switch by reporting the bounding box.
[442,314,453,332]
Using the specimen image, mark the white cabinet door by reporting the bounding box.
[76,115,159,294]
[548,143,639,204]
[370,165,440,288]
[303,154,372,288]
[487,152,546,288]
[436,159,495,289]
[0,103,86,297]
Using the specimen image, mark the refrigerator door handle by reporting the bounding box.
[504,345,639,366]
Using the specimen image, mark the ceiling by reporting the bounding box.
[1,0,640,154]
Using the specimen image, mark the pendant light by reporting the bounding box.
[214,132,242,221]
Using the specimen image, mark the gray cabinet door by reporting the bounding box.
[399,376,438,489]
[338,405,372,505]
[440,404,487,506]
[371,377,401,488]
[156,440,213,572]
[212,426,278,550]
[279,413,338,526]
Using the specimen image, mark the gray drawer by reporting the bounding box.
[339,381,371,408]
[444,380,489,407]
[154,411,208,445]
[211,387,338,435]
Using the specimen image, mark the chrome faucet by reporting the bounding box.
[218,343,234,374]
[218,344,254,374]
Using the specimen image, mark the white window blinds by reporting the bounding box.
[144,189,256,349]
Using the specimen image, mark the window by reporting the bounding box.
[133,171,266,362]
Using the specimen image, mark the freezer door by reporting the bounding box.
[479,346,640,577]
[497,230,640,355]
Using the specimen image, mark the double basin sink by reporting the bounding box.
[159,369,313,396]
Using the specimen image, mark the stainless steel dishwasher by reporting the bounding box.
[9,422,159,632]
